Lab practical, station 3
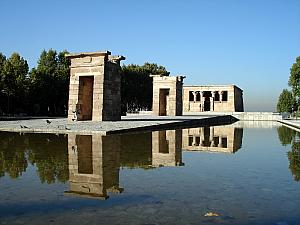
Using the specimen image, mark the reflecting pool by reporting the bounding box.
[0,121,300,225]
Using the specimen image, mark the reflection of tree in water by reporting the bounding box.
[277,126,300,181]
[0,132,68,183]
[0,133,28,179]
[120,132,153,169]
[288,141,300,181]
[277,126,296,146]
[27,134,69,184]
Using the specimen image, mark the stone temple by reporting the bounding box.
[183,85,244,113]
[66,51,244,121]
[66,51,125,122]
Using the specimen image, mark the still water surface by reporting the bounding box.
[0,122,299,225]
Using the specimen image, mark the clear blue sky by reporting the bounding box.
[1,0,299,111]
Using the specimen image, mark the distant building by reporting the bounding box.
[183,85,244,112]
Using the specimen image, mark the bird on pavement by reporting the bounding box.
[46,119,52,125]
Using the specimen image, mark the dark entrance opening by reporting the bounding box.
[76,135,93,174]
[78,76,94,120]
[204,98,210,111]
[203,91,212,111]
[159,89,169,116]
[214,92,220,101]
[158,131,169,153]
[202,127,211,147]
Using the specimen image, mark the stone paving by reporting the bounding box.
[278,119,300,132]
[0,115,235,135]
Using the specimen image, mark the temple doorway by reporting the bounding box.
[159,89,170,116]
[203,91,212,111]
[78,76,94,120]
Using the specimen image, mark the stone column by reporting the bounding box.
[212,91,216,99]
[210,97,214,111]
[193,91,197,102]
[210,138,215,147]
[220,91,223,102]
[200,127,204,146]
[192,135,196,146]
[218,136,222,147]
[200,91,204,112]
[209,127,214,144]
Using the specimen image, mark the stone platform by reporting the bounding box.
[278,119,300,132]
[0,115,236,135]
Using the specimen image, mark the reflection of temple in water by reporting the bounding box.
[66,134,123,199]
[152,130,184,167]
[65,125,243,199]
[66,130,184,199]
[182,126,243,153]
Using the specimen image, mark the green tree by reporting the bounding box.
[27,134,69,184]
[0,52,6,84]
[277,89,294,112]
[0,53,7,114]
[1,53,29,114]
[288,56,300,98]
[29,49,70,115]
[121,63,169,113]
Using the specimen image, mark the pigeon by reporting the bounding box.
[46,119,52,124]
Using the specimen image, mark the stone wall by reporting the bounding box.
[234,87,244,112]
[231,112,282,121]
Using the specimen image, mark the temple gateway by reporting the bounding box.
[183,85,244,113]
[66,51,125,122]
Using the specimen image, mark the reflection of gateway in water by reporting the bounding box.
[65,130,183,199]
[182,126,243,153]
[152,130,184,167]
[65,134,123,199]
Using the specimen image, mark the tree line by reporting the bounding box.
[0,50,169,116]
[277,56,300,113]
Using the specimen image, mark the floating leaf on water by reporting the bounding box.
[204,212,220,217]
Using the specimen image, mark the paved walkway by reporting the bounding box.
[0,115,236,135]
[277,119,300,132]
